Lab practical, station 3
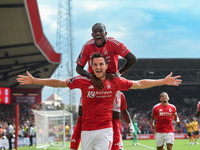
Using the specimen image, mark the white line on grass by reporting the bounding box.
[139,143,155,149]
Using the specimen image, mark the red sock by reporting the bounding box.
[70,116,82,150]
[111,118,120,150]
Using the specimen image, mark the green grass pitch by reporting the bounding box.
[17,139,200,150]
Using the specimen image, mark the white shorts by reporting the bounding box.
[81,128,113,150]
[155,133,174,147]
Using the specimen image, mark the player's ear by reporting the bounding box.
[91,33,94,38]
[105,31,107,36]
[106,63,108,69]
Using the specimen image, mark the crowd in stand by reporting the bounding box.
[0,103,42,139]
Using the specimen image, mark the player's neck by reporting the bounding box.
[100,76,106,81]
[161,102,168,106]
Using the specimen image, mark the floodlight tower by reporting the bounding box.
[55,0,74,110]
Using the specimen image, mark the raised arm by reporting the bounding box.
[16,71,67,87]
[130,72,182,89]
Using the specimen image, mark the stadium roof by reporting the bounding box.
[0,0,61,89]
[119,58,200,85]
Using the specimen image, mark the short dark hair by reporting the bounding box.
[92,23,106,32]
[159,92,168,99]
[90,52,107,64]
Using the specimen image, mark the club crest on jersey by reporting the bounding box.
[106,82,111,89]
[103,47,108,55]
[169,108,172,112]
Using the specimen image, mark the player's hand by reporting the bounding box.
[128,123,135,134]
[177,121,181,125]
[164,72,182,86]
[151,124,156,131]
[106,73,115,80]
[138,130,141,134]
[89,75,104,90]
[16,71,34,85]
[130,127,135,134]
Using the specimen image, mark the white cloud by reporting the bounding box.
[37,3,57,33]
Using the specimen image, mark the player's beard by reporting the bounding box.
[94,71,106,80]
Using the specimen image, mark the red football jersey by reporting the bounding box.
[152,103,177,133]
[197,101,200,111]
[120,93,127,111]
[119,92,127,132]
[66,76,133,131]
[76,37,130,74]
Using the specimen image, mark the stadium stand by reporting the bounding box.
[0,0,61,143]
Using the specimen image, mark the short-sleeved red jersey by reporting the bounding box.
[112,91,127,112]
[76,37,130,74]
[66,76,133,131]
[120,93,127,111]
[197,101,200,111]
[152,103,177,133]
[119,92,127,132]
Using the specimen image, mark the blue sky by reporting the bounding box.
[37,0,200,104]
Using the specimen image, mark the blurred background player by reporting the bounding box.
[186,120,194,145]
[150,92,181,150]
[132,114,141,146]
[65,123,70,140]
[112,91,134,150]
[29,124,35,146]
[192,117,199,145]
[7,122,14,150]
[195,100,200,117]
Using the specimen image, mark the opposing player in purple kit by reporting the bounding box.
[150,92,181,150]
[17,52,182,150]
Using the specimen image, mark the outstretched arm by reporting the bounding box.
[130,72,182,89]
[16,71,67,87]
[76,64,104,90]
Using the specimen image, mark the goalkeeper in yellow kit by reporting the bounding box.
[192,118,199,145]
